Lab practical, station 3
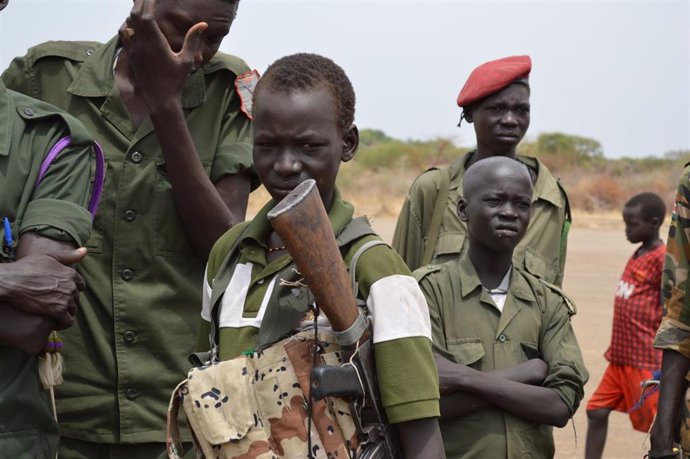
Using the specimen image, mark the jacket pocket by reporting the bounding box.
[446,337,485,366]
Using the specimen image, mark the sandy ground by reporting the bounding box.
[367,215,657,459]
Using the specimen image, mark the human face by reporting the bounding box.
[471,84,530,157]
[458,166,532,252]
[155,0,237,66]
[623,205,657,244]
[252,86,358,209]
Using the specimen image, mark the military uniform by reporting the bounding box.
[655,164,690,356]
[0,80,94,458]
[199,190,440,426]
[393,152,570,285]
[2,37,256,449]
[416,254,588,458]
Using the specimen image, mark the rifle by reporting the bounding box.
[267,179,401,459]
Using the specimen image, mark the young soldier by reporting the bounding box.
[198,52,445,458]
[0,1,96,456]
[393,55,570,286]
[2,0,256,456]
[585,193,665,459]
[416,156,587,458]
[649,166,690,459]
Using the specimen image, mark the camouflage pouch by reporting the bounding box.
[167,330,359,459]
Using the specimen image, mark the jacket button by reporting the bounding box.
[131,151,143,163]
[498,334,507,343]
[23,108,34,117]
[121,268,134,281]
[123,330,136,344]
[124,209,137,222]
[125,388,139,400]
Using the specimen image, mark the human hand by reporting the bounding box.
[0,248,86,328]
[0,305,56,354]
[119,0,208,113]
[523,358,548,385]
[434,353,477,394]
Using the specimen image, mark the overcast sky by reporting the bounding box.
[1,0,688,158]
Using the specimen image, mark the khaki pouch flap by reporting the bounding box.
[184,359,254,445]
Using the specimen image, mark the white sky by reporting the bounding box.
[1,0,688,158]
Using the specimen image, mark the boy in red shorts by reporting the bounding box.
[585,192,667,459]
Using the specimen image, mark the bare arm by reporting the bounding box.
[436,353,549,420]
[443,356,571,427]
[119,0,250,258]
[396,417,446,459]
[650,350,690,455]
[0,233,86,353]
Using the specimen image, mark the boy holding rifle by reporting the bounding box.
[196,53,443,458]
[416,156,588,458]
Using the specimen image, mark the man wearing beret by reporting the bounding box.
[392,55,571,287]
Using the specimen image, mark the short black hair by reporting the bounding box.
[625,192,666,223]
[253,53,355,131]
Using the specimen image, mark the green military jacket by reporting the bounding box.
[198,190,440,424]
[393,152,570,285]
[655,164,690,358]
[2,37,256,443]
[416,254,588,458]
[0,80,94,458]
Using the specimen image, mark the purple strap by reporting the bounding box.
[35,136,106,218]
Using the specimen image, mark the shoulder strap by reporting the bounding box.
[35,136,106,218]
[538,277,577,315]
[557,178,572,260]
[349,239,388,303]
[421,166,451,266]
[205,222,252,363]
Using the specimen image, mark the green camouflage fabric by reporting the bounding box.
[654,164,690,359]
[169,331,359,459]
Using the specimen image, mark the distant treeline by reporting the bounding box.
[339,129,690,214]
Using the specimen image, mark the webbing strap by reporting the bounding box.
[421,166,451,266]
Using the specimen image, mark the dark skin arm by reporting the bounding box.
[436,353,570,427]
[0,233,86,354]
[396,418,446,459]
[649,350,690,455]
[436,353,548,419]
[117,0,251,258]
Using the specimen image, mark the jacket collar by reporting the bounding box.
[458,252,536,304]
[67,36,207,109]
[450,151,564,209]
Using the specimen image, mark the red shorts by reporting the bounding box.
[586,364,658,432]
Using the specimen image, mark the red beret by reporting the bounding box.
[456,55,532,108]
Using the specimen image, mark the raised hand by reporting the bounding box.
[118,0,208,113]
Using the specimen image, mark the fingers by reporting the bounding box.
[51,247,87,266]
[180,22,208,70]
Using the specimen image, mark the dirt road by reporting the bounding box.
[368,216,653,459]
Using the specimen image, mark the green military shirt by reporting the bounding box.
[416,254,588,458]
[198,190,440,424]
[0,80,94,458]
[393,152,570,285]
[2,37,256,443]
[655,164,690,358]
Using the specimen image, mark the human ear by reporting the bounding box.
[650,217,661,228]
[458,198,469,222]
[341,124,359,163]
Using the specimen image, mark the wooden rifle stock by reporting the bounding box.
[267,179,358,331]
